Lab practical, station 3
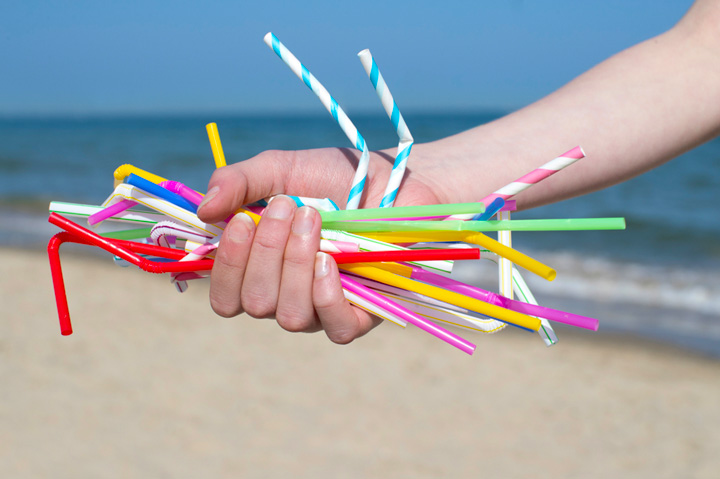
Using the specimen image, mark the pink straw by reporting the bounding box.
[339,273,476,355]
[87,199,137,225]
[480,146,585,205]
[407,265,598,331]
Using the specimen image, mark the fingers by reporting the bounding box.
[275,206,323,332]
[240,195,297,318]
[209,213,256,317]
[198,150,291,224]
[312,253,383,344]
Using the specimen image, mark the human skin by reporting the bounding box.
[197,0,720,344]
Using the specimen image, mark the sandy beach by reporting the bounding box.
[1,246,719,478]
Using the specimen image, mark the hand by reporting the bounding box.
[197,147,441,344]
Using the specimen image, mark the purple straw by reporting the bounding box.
[408,266,599,331]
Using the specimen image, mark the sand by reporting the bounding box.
[1,247,719,478]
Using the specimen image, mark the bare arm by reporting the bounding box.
[410,0,720,209]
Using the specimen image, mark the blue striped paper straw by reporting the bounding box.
[264,32,369,210]
[357,49,414,208]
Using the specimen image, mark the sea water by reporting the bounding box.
[1,113,718,354]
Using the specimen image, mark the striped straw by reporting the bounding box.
[357,49,414,208]
[450,146,585,220]
[264,32,369,210]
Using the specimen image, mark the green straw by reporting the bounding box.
[99,227,154,240]
[319,202,485,222]
[322,217,626,233]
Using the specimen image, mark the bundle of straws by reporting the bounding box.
[47,33,626,354]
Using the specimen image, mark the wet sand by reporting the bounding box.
[2,247,719,478]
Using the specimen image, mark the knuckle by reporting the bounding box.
[327,327,357,345]
[276,306,313,333]
[209,294,242,318]
[240,290,276,319]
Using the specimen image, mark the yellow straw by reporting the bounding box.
[359,231,556,281]
[113,164,168,187]
[206,122,227,168]
[340,264,541,331]
[364,262,413,277]
[236,207,262,225]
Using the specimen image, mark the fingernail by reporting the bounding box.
[265,195,294,220]
[292,207,315,235]
[227,213,254,243]
[198,186,220,211]
[315,252,331,279]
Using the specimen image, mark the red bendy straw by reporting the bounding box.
[329,248,480,264]
[48,214,214,335]
[48,213,481,336]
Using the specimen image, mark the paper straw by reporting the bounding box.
[339,273,476,354]
[320,202,485,222]
[206,122,227,168]
[319,239,359,253]
[264,32,369,210]
[357,49,413,208]
[340,264,542,331]
[451,146,585,220]
[288,196,339,212]
[450,147,584,220]
[322,217,626,233]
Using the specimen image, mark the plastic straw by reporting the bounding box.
[358,49,413,208]
[100,227,154,240]
[339,273,476,354]
[113,164,168,186]
[321,229,454,273]
[330,248,479,264]
[320,202,485,222]
[264,32,369,210]
[339,264,542,331]
[206,122,227,168]
[49,201,163,226]
[102,183,223,237]
[472,197,505,221]
[348,274,507,333]
[322,217,627,233]
[88,199,137,226]
[356,230,556,281]
[126,174,198,213]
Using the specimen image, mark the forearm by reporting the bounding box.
[412,0,720,210]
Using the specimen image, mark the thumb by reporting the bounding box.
[197,150,291,224]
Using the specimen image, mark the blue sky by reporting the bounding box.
[1,0,694,116]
